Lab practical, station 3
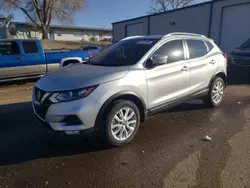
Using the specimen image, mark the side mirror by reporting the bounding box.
[151,54,168,65]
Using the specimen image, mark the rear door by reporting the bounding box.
[0,41,26,79]
[145,39,190,109]
[186,39,217,93]
[21,41,46,76]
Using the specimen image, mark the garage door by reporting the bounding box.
[220,3,250,54]
[126,23,144,37]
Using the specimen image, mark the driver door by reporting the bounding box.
[145,39,190,109]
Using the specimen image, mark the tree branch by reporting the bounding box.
[43,0,47,23]
[149,0,194,12]
[12,2,39,27]
[46,1,54,28]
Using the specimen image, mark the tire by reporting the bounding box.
[203,77,225,107]
[104,100,140,147]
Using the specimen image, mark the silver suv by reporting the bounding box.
[33,33,227,146]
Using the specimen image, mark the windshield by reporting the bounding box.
[240,39,250,49]
[87,38,159,66]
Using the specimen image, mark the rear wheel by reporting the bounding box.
[104,100,140,146]
[203,77,225,107]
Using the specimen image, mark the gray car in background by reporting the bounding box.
[33,32,227,146]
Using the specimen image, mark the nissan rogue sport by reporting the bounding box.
[33,32,227,146]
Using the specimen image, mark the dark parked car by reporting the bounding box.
[229,39,250,67]
[228,39,250,83]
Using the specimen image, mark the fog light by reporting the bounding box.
[62,115,82,126]
[46,115,66,123]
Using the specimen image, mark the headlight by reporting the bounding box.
[49,86,96,103]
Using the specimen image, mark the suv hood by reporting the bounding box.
[36,64,129,92]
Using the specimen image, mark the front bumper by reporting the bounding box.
[33,91,102,134]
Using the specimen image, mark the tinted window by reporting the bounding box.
[205,41,214,51]
[88,46,98,50]
[154,40,184,63]
[0,42,20,55]
[88,39,159,66]
[82,46,89,50]
[187,40,207,59]
[82,46,98,50]
[22,41,38,54]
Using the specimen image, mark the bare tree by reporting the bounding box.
[0,0,86,39]
[149,0,196,13]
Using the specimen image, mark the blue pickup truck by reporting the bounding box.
[0,39,89,82]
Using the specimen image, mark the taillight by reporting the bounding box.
[88,51,92,59]
[223,53,227,62]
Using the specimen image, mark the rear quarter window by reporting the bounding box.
[186,40,208,59]
[88,46,98,50]
[22,41,39,54]
[205,41,214,52]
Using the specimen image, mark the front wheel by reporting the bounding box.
[203,77,225,107]
[104,100,140,147]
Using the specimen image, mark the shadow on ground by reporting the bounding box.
[0,102,111,166]
[227,66,250,85]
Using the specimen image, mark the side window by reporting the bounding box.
[82,46,89,50]
[22,41,39,54]
[186,40,208,59]
[205,41,214,52]
[89,46,98,50]
[0,42,20,55]
[154,40,185,64]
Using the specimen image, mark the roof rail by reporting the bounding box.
[163,32,206,39]
[121,36,144,41]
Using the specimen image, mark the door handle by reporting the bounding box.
[209,60,215,65]
[181,66,189,71]
[17,57,23,60]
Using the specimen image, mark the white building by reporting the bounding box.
[112,0,250,54]
[8,22,112,42]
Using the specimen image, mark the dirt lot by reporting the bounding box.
[41,40,110,50]
[0,79,250,188]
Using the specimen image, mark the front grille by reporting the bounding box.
[232,57,250,66]
[34,87,47,102]
[34,104,50,120]
[33,87,52,119]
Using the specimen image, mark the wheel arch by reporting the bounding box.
[94,91,147,131]
[60,57,82,67]
[209,71,227,87]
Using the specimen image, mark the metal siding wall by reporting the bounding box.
[126,23,144,37]
[210,0,250,45]
[113,23,126,42]
[219,3,250,53]
[149,4,211,36]
[112,17,148,42]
